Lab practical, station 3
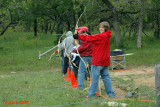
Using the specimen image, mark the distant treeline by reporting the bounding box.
[0,0,160,48]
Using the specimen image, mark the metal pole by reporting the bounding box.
[99,77,101,95]
[38,45,58,59]
[155,64,160,107]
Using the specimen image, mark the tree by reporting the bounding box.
[102,0,121,47]
[0,0,22,36]
[152,0,160,39]
[137,0,145,48]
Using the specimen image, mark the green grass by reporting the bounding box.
[0,71,87,106]
[0,31,158,106]
[0,31,60,72]
[0,71,156,107]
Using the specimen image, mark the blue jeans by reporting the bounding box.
[61,56,64,74]
[77,56,92,89]
[88,65,115,98]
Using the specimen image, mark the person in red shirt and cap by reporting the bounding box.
[71,26,93,89]
[73,21,115,98]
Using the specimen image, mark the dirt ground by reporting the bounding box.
[111,65,155,87]
[99,66,155,98]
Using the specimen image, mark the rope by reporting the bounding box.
[97,94,156,102]
[96,90,156,103]
[2,72,156,105]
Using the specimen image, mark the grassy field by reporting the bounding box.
[0,31,159,106]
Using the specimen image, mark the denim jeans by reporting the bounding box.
[77,56,92,89]
[88,65,115,98]
[61,50,64,75]
[61,56,64,74]
[63,56,69,74]
[72,64,78,79]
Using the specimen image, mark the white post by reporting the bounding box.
[99,77,101,95]
[38,51,41,59]
[155,64,160,107]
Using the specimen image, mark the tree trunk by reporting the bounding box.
[56,19,63,43]
[12,24,16,32]
[44,20,48,34]
[49,23,51,31]
[112,10,121,47]
[72,12,76,30]
[0,23,11,36]
[91,19,94,31]
[50,23,55,34]
[34,17,37,38]
[132,24,138,40]
[137,0,145,48]
[128,24,132,40]
[122,25,129,38]
[157,12,160,39]
[0,9,19,36]
[40,25,44,33]
[102,0,121,47]
[67,20,71,31]
[25,22,31,32]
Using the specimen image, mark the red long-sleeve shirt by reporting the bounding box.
[74,38,93,57]
[78,31,112,66]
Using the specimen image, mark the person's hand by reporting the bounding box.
[86,31,91,35]
[69,51,73,54]
[52,53,55,55]
[73,34,79,39]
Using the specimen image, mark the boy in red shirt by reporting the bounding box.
[73,22,115,98]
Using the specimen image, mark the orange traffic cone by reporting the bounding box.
[66,68,71,82]
[95,92,98,96]
[71,71,77,88]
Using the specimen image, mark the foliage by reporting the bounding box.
[0,0,160,44]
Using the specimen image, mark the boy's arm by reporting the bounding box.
[78,34,104,45]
